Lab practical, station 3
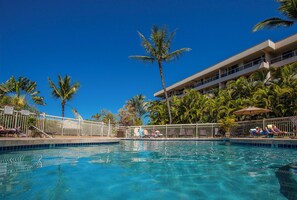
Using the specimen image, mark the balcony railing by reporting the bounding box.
[221,58,264,78]
[196,58,264,88]
[270,50,297,64]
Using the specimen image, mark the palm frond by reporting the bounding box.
[0,84,9,94]
[253,17,294,31]
[25,81,37,94]
[65,82,80,101]
[165,30,176,50]
[129,55,155,63]
[164,48,191,61]
[48,77,62,99]
[278,0,297,19]
[137,31,156,56]
[32,95,45,105]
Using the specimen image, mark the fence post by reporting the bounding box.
[62,117,64,136]
[211,124,214,138]
[42,113,46,131]
[101,124,104,136]
[14,111,18,128]
[263,118,265,130]
[91,122,93,136]
[78,119,81,137]
[196,123,198,138]
[165,124,168,138]
[108,119,110,137]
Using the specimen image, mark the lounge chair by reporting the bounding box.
[0,129,10,136]
[267,124,287,138]
[142,129,151,138]
[178,129,186,137]
[133,128,139,137]
[167,129,177,138]
[29,126,55,138]
[214,128,225,137]
[31,130,55,138]
[186,129,195,138]
[0,127,26,137]
[199,130,207,138]
[151,130,163,138]
[249,128,258,136]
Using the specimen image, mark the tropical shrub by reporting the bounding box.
[147,62,297,124]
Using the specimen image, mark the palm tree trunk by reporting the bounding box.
[16,84,20,98]
[62,101,65,118]
[158,60,172,124]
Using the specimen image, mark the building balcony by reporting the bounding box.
[270,50,297,67]
[193,59,266,91]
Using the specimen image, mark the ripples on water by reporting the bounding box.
[0,141,296,200]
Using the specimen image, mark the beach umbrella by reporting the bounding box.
[234,106,271,116]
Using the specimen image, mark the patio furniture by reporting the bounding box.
[0,127,25,137]
[167,129,178,138]
[178,129,186,137]
[29,126,54,138]
[186,129,195,138]
[199,130,207,138]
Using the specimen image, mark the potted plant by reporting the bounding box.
[218,116,237,138]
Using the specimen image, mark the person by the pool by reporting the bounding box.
[269,125,286,136]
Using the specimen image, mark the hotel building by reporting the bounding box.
[154,34,297,99]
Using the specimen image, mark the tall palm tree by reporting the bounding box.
[130,26,191,124]
[48,75,80,117]
[253,0,297,31]
[0,76,45,106]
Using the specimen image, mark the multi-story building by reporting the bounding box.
[154,34,297,99]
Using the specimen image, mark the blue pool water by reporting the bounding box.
[0,141,296,200]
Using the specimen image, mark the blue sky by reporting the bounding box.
[1,0,297,120]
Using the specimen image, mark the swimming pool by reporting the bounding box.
[0,141,296,200]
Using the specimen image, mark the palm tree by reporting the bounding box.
[91,109,116,124]
[91,110,107,121]
[102,112,117,125]
[48,75,80,117]
[0,76,45,106]
[127,94,147,123]
[91,113,101,121]
[253,0,297,31]
[130,26,191,124]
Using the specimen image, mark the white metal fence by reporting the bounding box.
[1,107,297,138]
[126,116,297,138]
[0,108,116,137]
[231,116,297,137]
[127,123,221,138]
